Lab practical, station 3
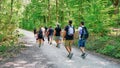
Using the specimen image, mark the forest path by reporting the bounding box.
[0,29,120,68]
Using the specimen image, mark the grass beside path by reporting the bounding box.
[0,44,26,62]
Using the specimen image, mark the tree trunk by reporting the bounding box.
[56,0,59,23]
[10,0,14,23]
[0,0,2,23]
[111,0,119,14]
[48,0,50,23]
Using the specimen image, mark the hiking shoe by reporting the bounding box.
[69,53,73,59]
[50,42,52,45]
[67,53,70,57]
[56,44,60,48]
[81,53,87,59]
[39,44,41,48]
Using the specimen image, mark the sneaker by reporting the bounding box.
[39,44,41,48]
[50,42,52,45]
[67,53,70,57]
[56,44,60,48]
[69,53,73,59]
[81,53,85,57]
[81,53,87,59]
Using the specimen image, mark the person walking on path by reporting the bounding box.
[38,27,44,47]
[47,26,54,45]
[41,26,45,41]
[44,26,48,38]
[78,22,89,59]
[33,28,38,42]
[63,20,75,59]
[54,24,62,48]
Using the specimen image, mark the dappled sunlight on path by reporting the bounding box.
[0,29,120,68]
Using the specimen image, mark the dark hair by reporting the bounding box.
[81,21,84,25]
[69,20,72,25]
[57,24,60,28]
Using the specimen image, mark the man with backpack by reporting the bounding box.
[38,27,44,47]
[78,22,89,59]
[63,20,75,59]
[54,24,62,48]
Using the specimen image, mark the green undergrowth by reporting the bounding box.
[0,44,26,61]
[86,35,120,59]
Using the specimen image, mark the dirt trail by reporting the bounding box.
[0,29,120,68]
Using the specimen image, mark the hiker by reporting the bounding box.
[47,26,54,45]
[54,24,62,48]
[34,28,37,35]
[63,20,75,59]
[34,28,38,42]
[78,21,89,59]
[41,26,45,41]
[38,27,44,47]
[44,26,48,38]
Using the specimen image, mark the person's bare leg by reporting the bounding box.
[69,40,73,52]
[56,40,59,47]
[38,39,41,47]
[65,46,71,54]
[81,47,85,53]
[50,36,52,45]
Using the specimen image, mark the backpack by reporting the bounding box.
[38,29,43,37]
[81,27,89,39]
[49,28,54,35]
[68,25,74,36]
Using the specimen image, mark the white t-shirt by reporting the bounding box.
[41,27,45,36]
[78,26,84,39]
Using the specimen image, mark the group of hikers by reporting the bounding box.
[34,20,89,59]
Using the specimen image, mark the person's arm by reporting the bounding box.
[47,29,49,37]
[60,28,62,36]
[63,30,66,40]
[63,26,67,40]
[54,28,56,36]
[54,30,56,36]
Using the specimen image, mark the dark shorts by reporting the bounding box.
[78,39,86,47]
[38,35,43,39]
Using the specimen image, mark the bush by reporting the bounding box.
[86,35,120,59]
[98,45,115,56]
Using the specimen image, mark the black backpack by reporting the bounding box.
[81,27,89,39]
[38,29,43,37]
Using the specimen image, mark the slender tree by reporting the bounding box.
[48,0,50,23]
[56,0,58,23]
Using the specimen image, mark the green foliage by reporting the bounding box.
[0,0,22,44]
[0,44,26,59]
[86,35,120,59]
[0,45,7,52]
[98,45,115,56]
[0,0,120,60]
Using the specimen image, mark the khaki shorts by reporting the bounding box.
[64,40,73,46]
[54,36,62,40]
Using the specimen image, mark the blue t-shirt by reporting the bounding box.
[48,28,54,36]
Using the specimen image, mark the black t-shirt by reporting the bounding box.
[45,27,48,32]
[38,29,43,38]
[64,25,75,40]
[55,27,61,36]
[48,28,54,36]
[34,28,37,34]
